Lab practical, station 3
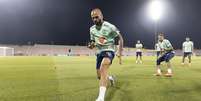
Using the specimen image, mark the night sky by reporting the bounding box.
[0,0,201,49]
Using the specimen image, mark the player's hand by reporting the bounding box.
[161,49,165,52]
[87,42,95,49]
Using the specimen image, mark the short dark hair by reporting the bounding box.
[158,32,164,36]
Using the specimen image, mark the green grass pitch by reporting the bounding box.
[0,56,201,101]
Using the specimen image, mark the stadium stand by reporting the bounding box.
[0,44,200,56]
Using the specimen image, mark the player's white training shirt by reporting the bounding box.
[183,41,193,52]
[136,43,143,52]
[158,39,173,52]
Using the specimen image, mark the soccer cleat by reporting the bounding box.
[188,63,191,67]
[109,75,116,86]
[154,69,162,76]
[154,72,162,76]
[181,63,185,65]
[96,98,104,101]
[164,73,173,77]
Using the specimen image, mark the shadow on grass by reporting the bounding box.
[106,80,133,101]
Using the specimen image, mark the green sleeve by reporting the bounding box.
[110,25,120,38]
[90,29,95,41]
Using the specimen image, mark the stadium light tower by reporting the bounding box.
[149,0,163,21]
[148,0,164,46]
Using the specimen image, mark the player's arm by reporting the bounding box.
[165,46,174,51]
[164,40,174,51]
[192,42,194,52]
[88,29,96,49]
[117,33,123,56]
[164,43,173,51]
[141,44,143,51]
[110,24,123,64]
[192,42,195,55]
[88,40,95,49]
[182,43,185,52]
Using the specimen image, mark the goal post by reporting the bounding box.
[0,47,14,56]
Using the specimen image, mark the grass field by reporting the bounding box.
[0,56,201,101]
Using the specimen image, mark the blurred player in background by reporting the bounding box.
[182,37,194,66]
[135,40,143,64]
[116,45,123,64]
[155,33,175,77]
[155,41,161,58]
[88,8,124,101]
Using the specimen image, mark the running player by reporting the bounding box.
[182,37,194,66]
[135,40,143,64]
[155,33,175,77]
[88,8,124,101]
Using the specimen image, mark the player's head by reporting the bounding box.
[186,37,190,41]
[137,40,141,44]
[91,8,103,26]
[158,32,164,42]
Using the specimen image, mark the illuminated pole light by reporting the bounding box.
[149,0,164,21]
[148,0,164,55]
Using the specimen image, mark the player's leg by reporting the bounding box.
[188,53,192,66]
[96,51,115,81]
[182,52,186,65]
[136,52,138,63]
[166,61,172,75]
[155,55,165,76]
[96,54,102,80]
[164,52,175,77]
[100,58,111,85]
[97,70,101,80]
[139,52,142,63]
[96,52,115,101]
[96,58,110,101]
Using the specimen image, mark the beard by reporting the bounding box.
[159,39,163,42]
[94,20,102,26]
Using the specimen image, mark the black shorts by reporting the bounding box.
[184,52,192,57]
[157,51,175,65]
[96,51,115,70]
[136,52,142,57]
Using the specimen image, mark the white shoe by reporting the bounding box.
[96,98,104,101]
[181,63,184,65]
[188,63,191,67]
[164,73,173,77]
[136,61,138,64]
[154,72,162,76]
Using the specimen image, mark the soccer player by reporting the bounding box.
[155,41,161,58]
[116,45,122,65]
[155,33,175,77]
[182,37,194,65]
[135,40,143,64]
[88,8,124,101]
